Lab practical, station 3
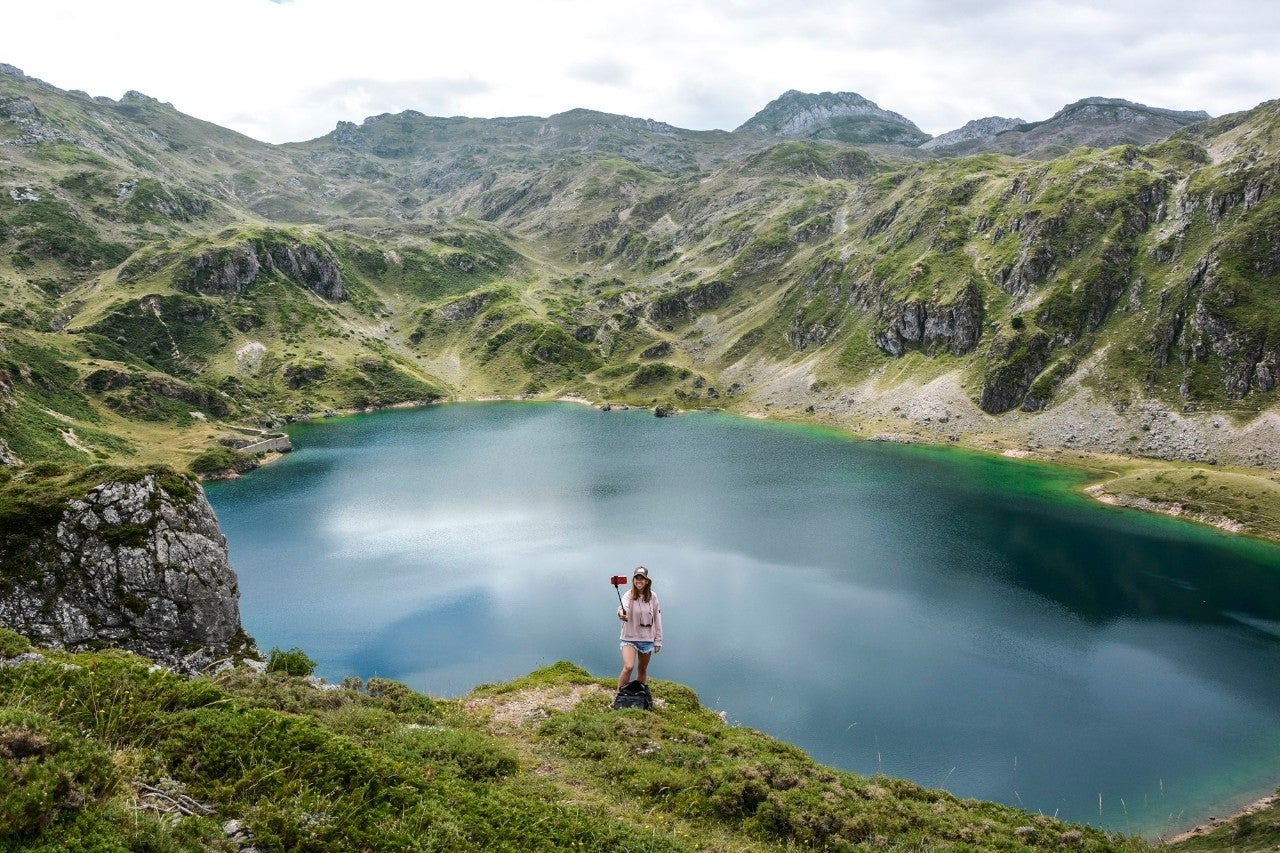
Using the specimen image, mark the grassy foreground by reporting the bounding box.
[0,635,1159,852]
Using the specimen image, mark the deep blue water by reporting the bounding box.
[205,402,1280,835]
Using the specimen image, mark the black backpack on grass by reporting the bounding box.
[611,680,652,710]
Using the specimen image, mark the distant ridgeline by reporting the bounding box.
[1,59,1280,656]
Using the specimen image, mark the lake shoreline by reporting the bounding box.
[295,392,1278,547]
[1084,484,1247,534]
[1164,792,1280,844]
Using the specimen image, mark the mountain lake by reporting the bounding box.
[204,401,1280,836]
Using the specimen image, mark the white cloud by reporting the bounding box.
[305,77,493,122]
[567,59,634,89]
[4,0,1278,142]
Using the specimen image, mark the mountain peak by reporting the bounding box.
[736,90,928,146]
[919,116,1025,151]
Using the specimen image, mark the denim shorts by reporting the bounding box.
[620,640,655,654]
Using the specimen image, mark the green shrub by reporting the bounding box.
[98,522,150,549]
[188,446,247,476]
[0,644,1141,851]
[266,647,316,677]
[6,197,131,268]
[386,726,519,781]
[365,677,436,716]
[628,362,688,387]
[0,709,118,836]
[0,629,30,658]
[2,805,227,852]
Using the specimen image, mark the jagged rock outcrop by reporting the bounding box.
[1184,262,1280,398]
[788,318,833,351]
[115,177,212,221]
[0,473,254,673]
[645,279,733,323]
[1147,236,1280,399]
[979,329,1052,413]
[83,369,232,417]
[179,244,260,296]
[992,211,1064,295]
[434,290,502,323]
[262,238,346,300]
[0,92,80,146]
[283,361,328,389]
[874,281,984,357]
[177,236,347,300]
[1035,237,1140,348]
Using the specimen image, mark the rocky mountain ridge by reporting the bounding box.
[306,86,1209,163]
[973,97,1213,158]
[1,61,1214,159]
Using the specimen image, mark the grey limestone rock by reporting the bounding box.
[177,237,347,301]
[737,90,925,144]
[0,438,20,467]
[874,281,984,357]
[0,473,254,673]
[919,116,1025,151]
[949,97,1209,159]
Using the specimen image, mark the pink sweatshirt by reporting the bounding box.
[619,590,663,646]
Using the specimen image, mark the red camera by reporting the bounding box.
[610,575,628,586]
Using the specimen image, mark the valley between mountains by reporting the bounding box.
[2,64,1279,541]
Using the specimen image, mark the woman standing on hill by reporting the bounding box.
[617,566,662,689]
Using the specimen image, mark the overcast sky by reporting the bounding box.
[8,0,1279,144]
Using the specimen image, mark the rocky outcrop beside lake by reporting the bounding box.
[0,473,254,673]
[874,281,984,357]
[979,329,1052,413]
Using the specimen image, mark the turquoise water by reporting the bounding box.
[205,402,1280,836]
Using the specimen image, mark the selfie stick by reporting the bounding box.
[610,575,628,607]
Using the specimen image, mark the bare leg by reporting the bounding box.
[618,643,637,689]
[636,651,652,684]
